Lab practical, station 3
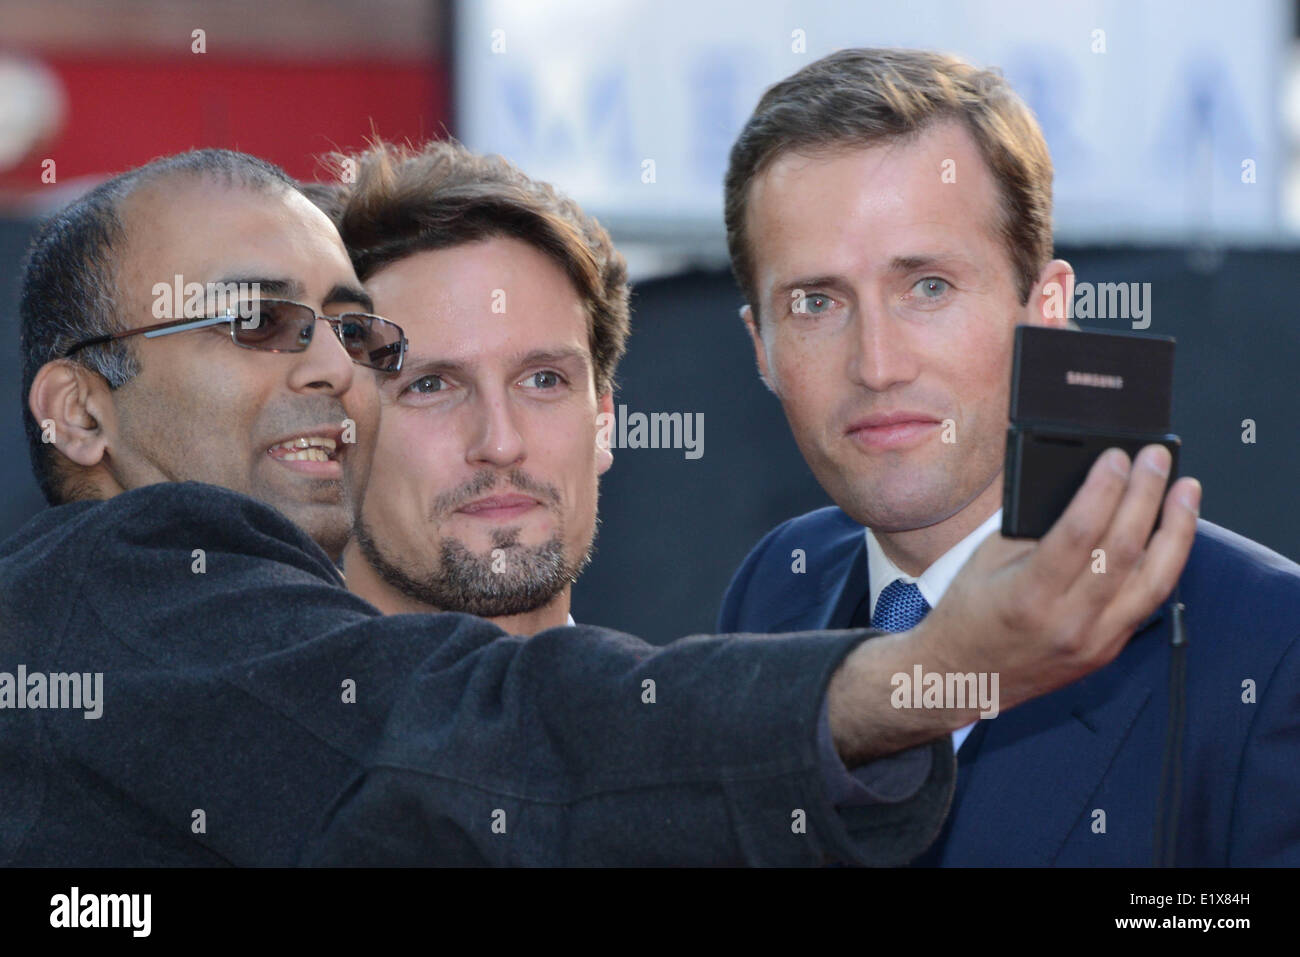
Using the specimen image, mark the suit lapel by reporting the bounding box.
[819,535,869,629]
[940,607,1167,864]
[762,525,869,633]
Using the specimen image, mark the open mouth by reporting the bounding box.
[263,434,343,475]
[267,435,340,463]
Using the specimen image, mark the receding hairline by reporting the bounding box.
[109,170,334,315]
[114,166,301,228]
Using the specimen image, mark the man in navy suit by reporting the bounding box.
[718,47,1300,865]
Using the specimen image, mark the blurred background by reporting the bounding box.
[1,0,1297,642]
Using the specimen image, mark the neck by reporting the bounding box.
[873,471,1002,577]
[340,540,572,636]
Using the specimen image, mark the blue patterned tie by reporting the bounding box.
[870,579,931,632]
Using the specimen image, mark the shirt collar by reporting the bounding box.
[864,507,1003,621]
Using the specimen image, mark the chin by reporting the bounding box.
[830,477,953,531]
[281,503,353,559]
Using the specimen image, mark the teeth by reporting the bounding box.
[270,436,337,453]
[280,448,330,462]
[268,435,337,463]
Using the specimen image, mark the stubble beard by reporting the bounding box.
[353,514,596,619]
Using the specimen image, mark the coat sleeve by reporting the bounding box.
[53,482,951,866]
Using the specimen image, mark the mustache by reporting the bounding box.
[260,400,351,440]
[433,468,562,514]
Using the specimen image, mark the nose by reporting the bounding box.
[286,317,357,397]
[465,388,526,468]
[849,305,919,393]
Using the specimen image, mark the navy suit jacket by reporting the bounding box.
[720,507,1300,865]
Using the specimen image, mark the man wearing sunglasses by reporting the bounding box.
[2,148,1198,866]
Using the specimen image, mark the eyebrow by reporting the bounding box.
[771,255,974,302]
[323,282,374,314]
[776,275,844,295]
[515,347,590,368]
[211,276,301,300]
[393,347,591,382]
[885,254,970,276]
[771,275,852,304]
[207,276,374,314]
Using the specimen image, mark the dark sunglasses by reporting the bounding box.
[62,298,408,373]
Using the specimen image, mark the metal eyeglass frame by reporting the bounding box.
[59,299,409,373]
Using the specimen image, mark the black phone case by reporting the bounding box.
[1002,425,1181,539]
[1001,326,1180,540]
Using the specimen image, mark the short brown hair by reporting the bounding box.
[724,48,1053,324]
[312,139,630,395]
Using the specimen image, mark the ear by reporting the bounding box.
[741,304,778,395]
[595,389,615,475]
[1026,258,1075,329]
[28,360,116,472]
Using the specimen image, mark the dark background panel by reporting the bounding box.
[0,220,45,528]
[2,222,1297,643]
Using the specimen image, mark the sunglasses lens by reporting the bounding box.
[231,300,315,351]
[227,301,403,371]
[335,315,405,372]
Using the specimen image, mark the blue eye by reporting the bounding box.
[524,370,564,389]
[406,374,444,394]
[795,293,834,315]
[914,277,950,299]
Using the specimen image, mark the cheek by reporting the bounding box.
[770,330,812,374]
[565,463,600,542]
[385,418,453,495]
[956,327,1012,394]
[934,331,1013,438]
[135,361,253,456]
[352,381,381,433]
[561,426,597,482]
[542,413,600,508]
[770,342,835,420]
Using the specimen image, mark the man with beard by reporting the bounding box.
[307,140,624,636]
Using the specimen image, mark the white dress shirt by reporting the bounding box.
[864,507,1004,753]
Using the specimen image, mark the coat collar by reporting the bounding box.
[811,531,1171,635]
